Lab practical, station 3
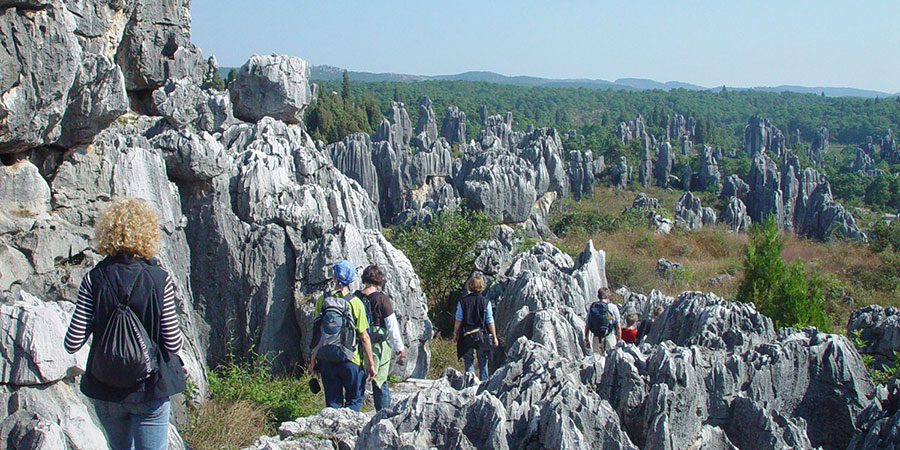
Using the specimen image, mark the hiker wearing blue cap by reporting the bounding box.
[307,260,376,411]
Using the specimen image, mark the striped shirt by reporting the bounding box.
[64,272,183,354]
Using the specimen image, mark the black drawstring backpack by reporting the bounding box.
[90,268,159,388]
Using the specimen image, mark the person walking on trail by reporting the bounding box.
[453,275,499,381]
[636,305,665,343]
[64,197,185,450]
[622,312,639,343]
[307,260,376,412]
[585,287,622,353]
[354,265,407,411]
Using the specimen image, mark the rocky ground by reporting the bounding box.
[1,0,898,449]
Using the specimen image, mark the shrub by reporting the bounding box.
[391,208,493,335]
[737,217,829,331]
[869,220,900,253]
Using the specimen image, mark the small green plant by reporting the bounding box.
[737,217,830,331]
[427,336,465,379]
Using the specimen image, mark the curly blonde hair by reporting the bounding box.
[94,197,160,259]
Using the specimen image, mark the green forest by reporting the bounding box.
[304,75,900,213]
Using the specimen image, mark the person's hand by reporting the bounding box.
[492,336,499,347]
[396,349,407,360]
[366,364,376,381]
[453,333,459,343]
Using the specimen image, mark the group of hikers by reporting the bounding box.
[584,287,664,352]
[60,196,659,449]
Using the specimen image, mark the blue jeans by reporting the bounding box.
[372,380,390,411]
[320,360,366,411]
[463,350,490,381]
[94,398,170,450]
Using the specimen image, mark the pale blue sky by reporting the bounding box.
[190,1,900,93]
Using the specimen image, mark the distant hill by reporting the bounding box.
[218,65,898,98]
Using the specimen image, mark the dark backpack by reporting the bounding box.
[588,301,615,337]
[310,292,358,362]
[90,268,159,388]
[355,291,387,344]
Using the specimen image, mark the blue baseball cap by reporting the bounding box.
[332,260,355,286]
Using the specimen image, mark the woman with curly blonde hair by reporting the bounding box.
[64,197,185,450]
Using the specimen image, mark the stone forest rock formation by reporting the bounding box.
[0,2,885,448]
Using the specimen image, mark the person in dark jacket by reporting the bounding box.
[64,197,185,450]
[636,305,665,343]
[453,275,499,381]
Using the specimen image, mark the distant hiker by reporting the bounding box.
[307,260,376,412]
[585,287,622,353]
[622,312,639,343]
[63,197,185,450]
[354,265,407,411]
[453,275,499,381]
[636,305,665,343]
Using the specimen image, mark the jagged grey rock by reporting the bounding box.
[655,258,682,281]
[439,105,466,145]
[849,376,900,450]
[0,1,81,152]
[114,0,206,91]
[326,133,381,206]
[611,156,630,189]
[151,77,235,133]
[0,244,33,291]
[847,304,900,369]
[229,54,313,124]
[666,114,694,141]
[638,139,652,187]
[696,145,721,192]
[58,53,128,147]
[851,147,883,177]
[744,115,786,157]
[0,160,51,218]
[674,192,708,229]
[881,129,898,164]
[721,174,749,199]
[242,407,371,450]
[150,128,230,182]
[567,150,595,200]
[630,193,660,211]
[653,142,674,188]
[747,152,784,227]
[808,127,829,166]
[412,96,438,149]
[722,196,750,232]
[0,291,83,385]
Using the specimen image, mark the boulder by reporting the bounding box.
[0,244,33,291]
[244,407,371,450]
[229,54,313,124]
[630,193,660,211]
[150,128,231,182]
[696,145,721,192]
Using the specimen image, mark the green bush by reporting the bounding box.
[390,208,493,335]
[869,220,900,253]
[737,217,829,331]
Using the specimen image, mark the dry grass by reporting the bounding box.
[427,336,464,379]
[182,399,270,450]
[552,186,898,332]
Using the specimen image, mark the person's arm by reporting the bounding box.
[384,313,406,358]
[359,330,376,380]
[616,322,623,341]
[159,274,183,353]
[453,302,463,342]
[64,273,94,353]
[485,302,499,346]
